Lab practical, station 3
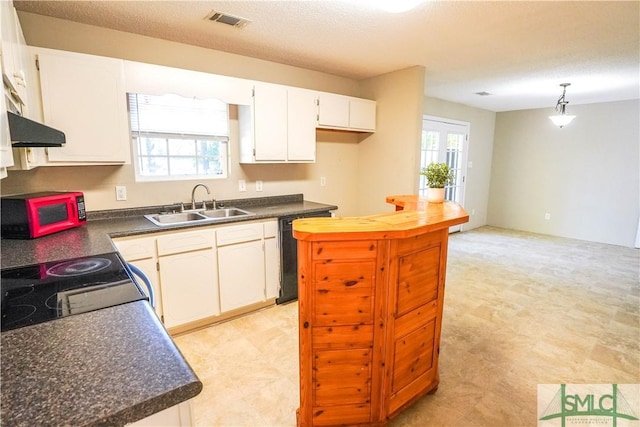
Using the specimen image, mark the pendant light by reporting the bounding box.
[549,83,576,128]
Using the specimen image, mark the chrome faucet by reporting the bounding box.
[191,183,210,210]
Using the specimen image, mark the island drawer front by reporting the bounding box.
[157,229,215,256]
[312,260,375,326]
[314,348,372,406]
[311,403,371,426]
[312,324,374,349]
[312,240,377,260]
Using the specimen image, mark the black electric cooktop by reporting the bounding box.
[1,252,147,332]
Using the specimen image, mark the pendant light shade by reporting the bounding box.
[549,83,576,128]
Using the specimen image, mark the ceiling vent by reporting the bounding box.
[205,10,251,28]
[475,91,491,96]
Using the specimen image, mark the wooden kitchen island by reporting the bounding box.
[293,196,469,426]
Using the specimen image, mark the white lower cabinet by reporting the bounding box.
[218,239,265,312]
[126,400,194,426]
[112,218,279,332]
[157,229,219,329]
[264,221,280,299]
[112,235,162,318]
[216,221,266,312]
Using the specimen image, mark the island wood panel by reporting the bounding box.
[296,196,467,426]
[298,239,387,427]
[313,260,375,326]
[395,246,440,316]
[311,240,378,260]
[386,228,448,418]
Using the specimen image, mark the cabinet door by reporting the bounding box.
[317,92,349,128]
[264,236,280,299]
[36,49,130,164]
[128,258,163,318]
[112,235,163,318]
[264,220,279,298]
[1,4,27,105]
[0,93,13,172]
[349,98,376,131]
[218,240,265,312]
[159,247,219,328]
[287,88,316,162]
[253,83,287,161]
[386,236,442,415]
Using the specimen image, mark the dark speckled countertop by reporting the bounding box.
[1,302,202,427]
[0,194,336,426]
[1,193,337,269]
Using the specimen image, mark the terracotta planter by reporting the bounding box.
[427,187,445,203]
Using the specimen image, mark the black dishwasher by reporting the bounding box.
[277,211,332,304]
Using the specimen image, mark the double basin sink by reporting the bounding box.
[145,207,255,227]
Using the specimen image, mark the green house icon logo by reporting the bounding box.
[539,384,639,427]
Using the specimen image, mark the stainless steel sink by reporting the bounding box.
[144,207,254,227]
[145,211,208,226]
[200,207,254,219]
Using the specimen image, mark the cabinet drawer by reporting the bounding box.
[264,220,278,238]
[113,236,156,261]
[312,240,377,260]
[216,222,263,246]
[157,229,215,256]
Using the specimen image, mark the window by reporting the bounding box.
[127,93,230,181]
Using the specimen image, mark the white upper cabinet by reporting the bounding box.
[34,47,131,164]
[349,97,377,131]
[239,82,316,164]
[0,86,12,176]
[1,1,27,106]
[287,87,317,161]
[317,92,376,132]
[253,82,288,161]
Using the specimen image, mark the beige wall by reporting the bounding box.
[489,99,640,247]
[423,97,496,230]
[4,12,370,216]
[357,66,426,215]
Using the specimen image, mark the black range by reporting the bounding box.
[1,252,147,332]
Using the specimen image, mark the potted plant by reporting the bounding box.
[420,162,453,203]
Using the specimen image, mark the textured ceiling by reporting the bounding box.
[13,0,640,112]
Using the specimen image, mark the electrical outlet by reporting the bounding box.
[115,185,127,201]
[238,180,246,192]
[544,212,551,220]
[320,177,327,187]
[256,180,263,192]
[471,208,475,215]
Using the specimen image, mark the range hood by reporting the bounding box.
[7,111,66,148]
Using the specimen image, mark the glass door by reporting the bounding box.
[419,116,469,232]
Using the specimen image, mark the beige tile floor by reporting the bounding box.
[173,226,640,426]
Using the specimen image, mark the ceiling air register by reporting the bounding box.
[204,10,251,28]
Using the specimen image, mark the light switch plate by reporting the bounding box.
[239,180,246,192]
